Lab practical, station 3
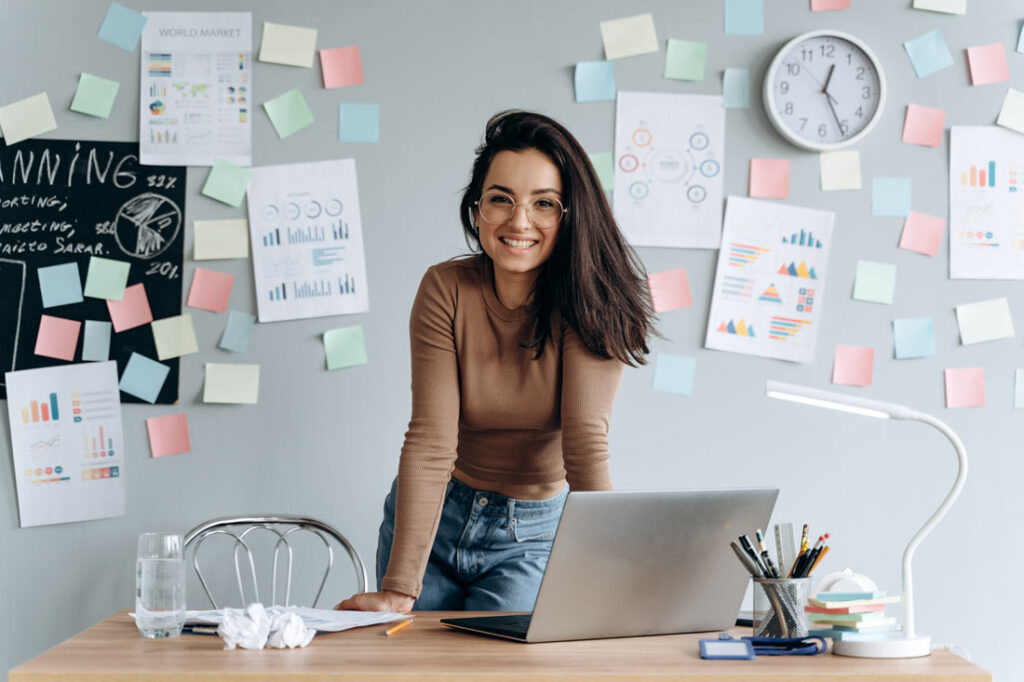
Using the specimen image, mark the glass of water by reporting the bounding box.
[135,532,185,638]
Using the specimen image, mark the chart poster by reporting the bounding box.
[5,361,126,527]
[705,197,835,363]
[614,92,725,249]
[140,12,252,167]
[0,139,184,403]
[247,159,370,322]
[949,126,1024,279]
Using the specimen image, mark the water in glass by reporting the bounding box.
[135,533,185,638]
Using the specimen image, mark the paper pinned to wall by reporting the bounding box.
[194,219,250,260]
[652,353,696,396]
[151,314,199,360]
[955,297,1015,344]
[945,367,986,408]
[0,93,57,146]
[146,413,191,458]
[34,316,81,362]
[832,345,874,386]
[119,352,169,403]
[647,268,692,312]
[204,363,260,404]
[259,22,317,67]
[599,14,659,60]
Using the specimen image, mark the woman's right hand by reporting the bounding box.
[335,590,415,613]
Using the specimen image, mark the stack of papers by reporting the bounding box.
[806,591,901,641]
[186,606,408,632]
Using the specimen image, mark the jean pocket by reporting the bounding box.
[512,515,558,543]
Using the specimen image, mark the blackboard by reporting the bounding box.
[0,140,185,404]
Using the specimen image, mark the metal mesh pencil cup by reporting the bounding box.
[752,578,811,638]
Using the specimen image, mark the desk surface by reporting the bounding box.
[9,611,990,682]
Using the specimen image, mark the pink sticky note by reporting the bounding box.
[832,345,874,386]
[749,158,790,199]
[945,367,985,408]
[648,268,692,313]
[902,103,945,147]
[107,283,153,332]
[187,267,234,313]
[320,45,363,89]
[811,0,850,10]
[35,314,81,361]
[966,43,1009,85]
[146,413,191,458]
[899,211,945,256]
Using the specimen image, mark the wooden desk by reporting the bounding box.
[9,611,990,682]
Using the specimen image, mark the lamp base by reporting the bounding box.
[832,634,932,658]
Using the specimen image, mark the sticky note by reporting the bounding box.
[955,298,1015,345]
[0,93,57,145]
[204,363,260,404]
[812,0,850,10]
[588,152,614,191]
[259,22,317,67]
[902,103,945,147]
[186,268,233,313]
[820,150,861,191]
[944,368,985,408]
[219,310,256,353]
[966,43,1009,86]
[37,262,83,308]
[70,74,119,118]
[599,14,659,60]
[1016,369,1024,408]
[1019,23,1024,54]
[722,68,750,108]
[324,325,368,370]
[34,315,81,361]
[83,256,130,300]
[119,352,169,404]
[194,219,249,260]
[338,103,379,143]
[996,88,1024,135]
[904,30,954,79]
[749,158,790,199]
[81,320,112,362]
[872,178,911,218]
[664,40,706,81]
[146,413,191,458]
[913,0,966,13]
[97,2,147,52]
[652,353,696,397]
[724,0,763,35]
[106,283,152,332]
[263,88,315,139]
[151,314,199,360]
[575,61,616,102]
[648,268,692,313]
[893,318,936,359]
[853,260,896,304]
[320,45,363,88]
[832,345,874,387]
[899,211,945,256]
[202,159,252,207]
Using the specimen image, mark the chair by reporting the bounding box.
[183,515,369,609]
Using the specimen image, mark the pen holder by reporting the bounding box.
[752,578,811,638]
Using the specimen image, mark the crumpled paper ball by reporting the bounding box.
[217,604,317,650]
[267,611,316,649]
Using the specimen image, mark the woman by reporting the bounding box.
[337,110,654,613]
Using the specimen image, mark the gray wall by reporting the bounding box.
[1,0,1021,678]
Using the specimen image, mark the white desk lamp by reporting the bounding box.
[765,380,968,659]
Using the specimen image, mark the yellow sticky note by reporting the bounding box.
[151,314,199,360]
[194,219,250,260]
[259,22,317,67]
[820,150,861,191]
[0,92,57,145]
[997,88,1024,135]
[204,363,260,404]
[600,14,659,60]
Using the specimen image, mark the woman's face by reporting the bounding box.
[474,148,563,279]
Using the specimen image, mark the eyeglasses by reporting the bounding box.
[474,190,567,230]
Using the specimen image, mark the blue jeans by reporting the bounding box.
[376,476,568,611]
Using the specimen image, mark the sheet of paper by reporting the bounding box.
[599,14,658,60]
[1016,369,1024,408]
[247,158,370,322]
[83,256,130,300]
[575,61,616,102]
[664,40,706,81]
[98,2,147,51]
[614,92,725,249]
[944,367,985,408]
[588,152,614,191]
[853,260,896,304]
[4,361,126,527]
[648,268,692,313]
[812,0,850,10]
[955,297,1015,344]
[324,325,368,370]
[749,158,789,199]
[81,321,112,362]
[967,43,1009,85]
[146,413,190,458]
[194,219,249,259]
[70,74,120,118]
[902,103,945,147]
[338,103,379,143]
[106,283,153,332]
[259,22,317,67]
[722,68,750,108]
[913,0,966,13]
[202,159,252,207]
[872,177,911,217]
[820,150,861,191]
[652,353,696,396]
[139,12,252,166]
[204,363,259,404]
[0,93,57,146]
[903,30,953,78]
[119,352,169,403]
[893,318,935,359]
[1019,24,1024,54]
[320,45,363,88]
[219,310,256,352]
[264,88,315,139]
[724,0,763,35]
[899,211,945,256]
[151,314,199,360]
[996,88,1024,135]
[35,316,81,362]
[187,267,233,312]
[705,197,835,363]
[832,345,874,386]
[186,606,407,632]
[37,263,83,308]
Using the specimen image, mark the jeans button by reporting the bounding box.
[478,497,489,507]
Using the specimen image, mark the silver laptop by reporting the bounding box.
[441,488,778,643]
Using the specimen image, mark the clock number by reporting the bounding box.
[786,63,801,76]
[855,107,863,117]
[820,44,835,58]
[799,118,808,131]
[856,66,866,80]
[840,120,849,134]
[801,49,813,62]
[862,86,871,100]
[846,53,852,65]
[818,124,828,138]
[780,81,789,94]
[784,102,794,115]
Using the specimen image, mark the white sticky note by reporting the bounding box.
[912,0,966,14]
[599,14,659,60]
[955,297,1015,345]
[151,314,199,360]
[259,22,317,67]
[1015,369,1024,408]
[997,88,1024,135]
[204,363,260,404]
[0,92,57,145]
[820,150,861,191]
[194,219,250,260]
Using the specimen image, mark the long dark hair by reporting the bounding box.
[459,110,654,366]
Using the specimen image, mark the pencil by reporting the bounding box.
[808,545,830,575]
[385,619,413,637]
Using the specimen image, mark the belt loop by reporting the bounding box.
[507,497,516,521]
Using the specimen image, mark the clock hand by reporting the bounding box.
[821,64,845,134]
[797,62,840,104]
[822,64,835,95]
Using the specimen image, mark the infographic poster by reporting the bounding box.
[614,92,725,249]
[705,197,835,363]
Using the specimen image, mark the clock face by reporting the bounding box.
[766,32,885,150]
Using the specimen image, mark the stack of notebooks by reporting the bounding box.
[806,591,901,641]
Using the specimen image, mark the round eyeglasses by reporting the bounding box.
[474,190,567,230]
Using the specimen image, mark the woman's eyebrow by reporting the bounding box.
[484,183,561,196]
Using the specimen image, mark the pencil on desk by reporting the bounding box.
[385,619,413,637]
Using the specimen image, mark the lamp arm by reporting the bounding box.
[898,410,968,639]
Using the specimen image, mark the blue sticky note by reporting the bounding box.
[1018,23,1024,54]
[37,262,83,308]
[338,103,379,143]
[725,0,764,36]
[893,318,935,359]
[872,177,912,217]
[220,310,257,353]
[82,320,112,362]
[119,352,169,404]
[652,353,696,397]
[97,2,148,52]
[574,61,615,103]
[903,30,953,78]
[723,68,750,108]
[1016,369,1024,408]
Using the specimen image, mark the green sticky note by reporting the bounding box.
[83,256,130,300]
[202,159,252,207]
[588,152,614,191]
[853,260,897,304]
[263,88,315,139]
[70,73,120,118]
[664,39,707,81]
[324,325,367,370]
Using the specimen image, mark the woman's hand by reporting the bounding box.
[335,590,415,613]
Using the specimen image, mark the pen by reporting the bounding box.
[182,625,219,636]
[385,619,413,637]
[796,534,827,577]
[755,529,780,577]
[739,535,770,577]
[799,524,809,554]
[730,540,764,577]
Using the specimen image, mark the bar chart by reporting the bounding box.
[20,392,59,424]
[287,225,326,244]
[82,425,114,459]
[781,229,823,248]
[960,160,996,188]
[262,228,281,246]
